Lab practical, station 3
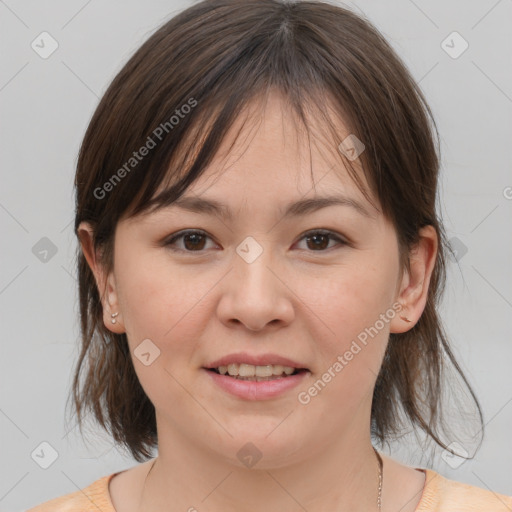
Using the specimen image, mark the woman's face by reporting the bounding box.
[88,93,417,467]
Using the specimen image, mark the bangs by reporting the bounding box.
[124,86,379,224]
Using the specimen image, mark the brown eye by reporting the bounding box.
[182,232,207,250]
[165,230,214,252]
[164,229,347,254]
[297,230,347,252]
[305,233,330,250]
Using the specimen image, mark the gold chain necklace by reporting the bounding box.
[139,446,383,511]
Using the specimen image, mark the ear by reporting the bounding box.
[77,221,125,334]
[390,225,438,333]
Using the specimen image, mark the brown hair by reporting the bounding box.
[68,0,483,463]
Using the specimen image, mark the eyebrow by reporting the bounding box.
[169,194,375,221]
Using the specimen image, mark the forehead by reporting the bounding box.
[149,90,380,219]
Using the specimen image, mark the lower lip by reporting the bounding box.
[203,369,309,400]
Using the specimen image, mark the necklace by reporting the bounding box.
[139,446,383,511]
[374,446,384,511]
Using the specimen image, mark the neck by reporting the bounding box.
[139,422,382,512]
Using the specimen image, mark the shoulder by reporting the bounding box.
[25,473,116,512]
[417,468,512,512]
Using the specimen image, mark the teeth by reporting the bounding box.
[240,363,256,377]
[217,363,298,377]
[227,363,238,376]
[255,365,273,377]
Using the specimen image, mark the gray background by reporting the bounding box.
[1,0,511,510]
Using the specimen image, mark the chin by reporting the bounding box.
[206,424,310,470]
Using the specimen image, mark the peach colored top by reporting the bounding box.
[26,467,512,512]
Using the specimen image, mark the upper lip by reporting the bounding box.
[204,352,308,370]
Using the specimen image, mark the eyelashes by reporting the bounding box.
[164,230,216,252]
[164,229,348,254]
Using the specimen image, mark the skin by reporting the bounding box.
[79,91,437,512]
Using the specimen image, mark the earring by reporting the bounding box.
[111,312,119,324]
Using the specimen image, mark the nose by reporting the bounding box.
[216,244,295,331]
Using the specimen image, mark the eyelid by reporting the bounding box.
[164,229,217,252]
[163,228,349,253]
[295,228,349,247]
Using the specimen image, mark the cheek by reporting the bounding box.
[304,259,396,348]
[293,261,395,429]
[115,250,220,366]
[114,254,212,407]
[295,251,399,418]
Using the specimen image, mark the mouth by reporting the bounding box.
[205,363,309,382]
[202,353,311,399]
[203,361,310,400]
